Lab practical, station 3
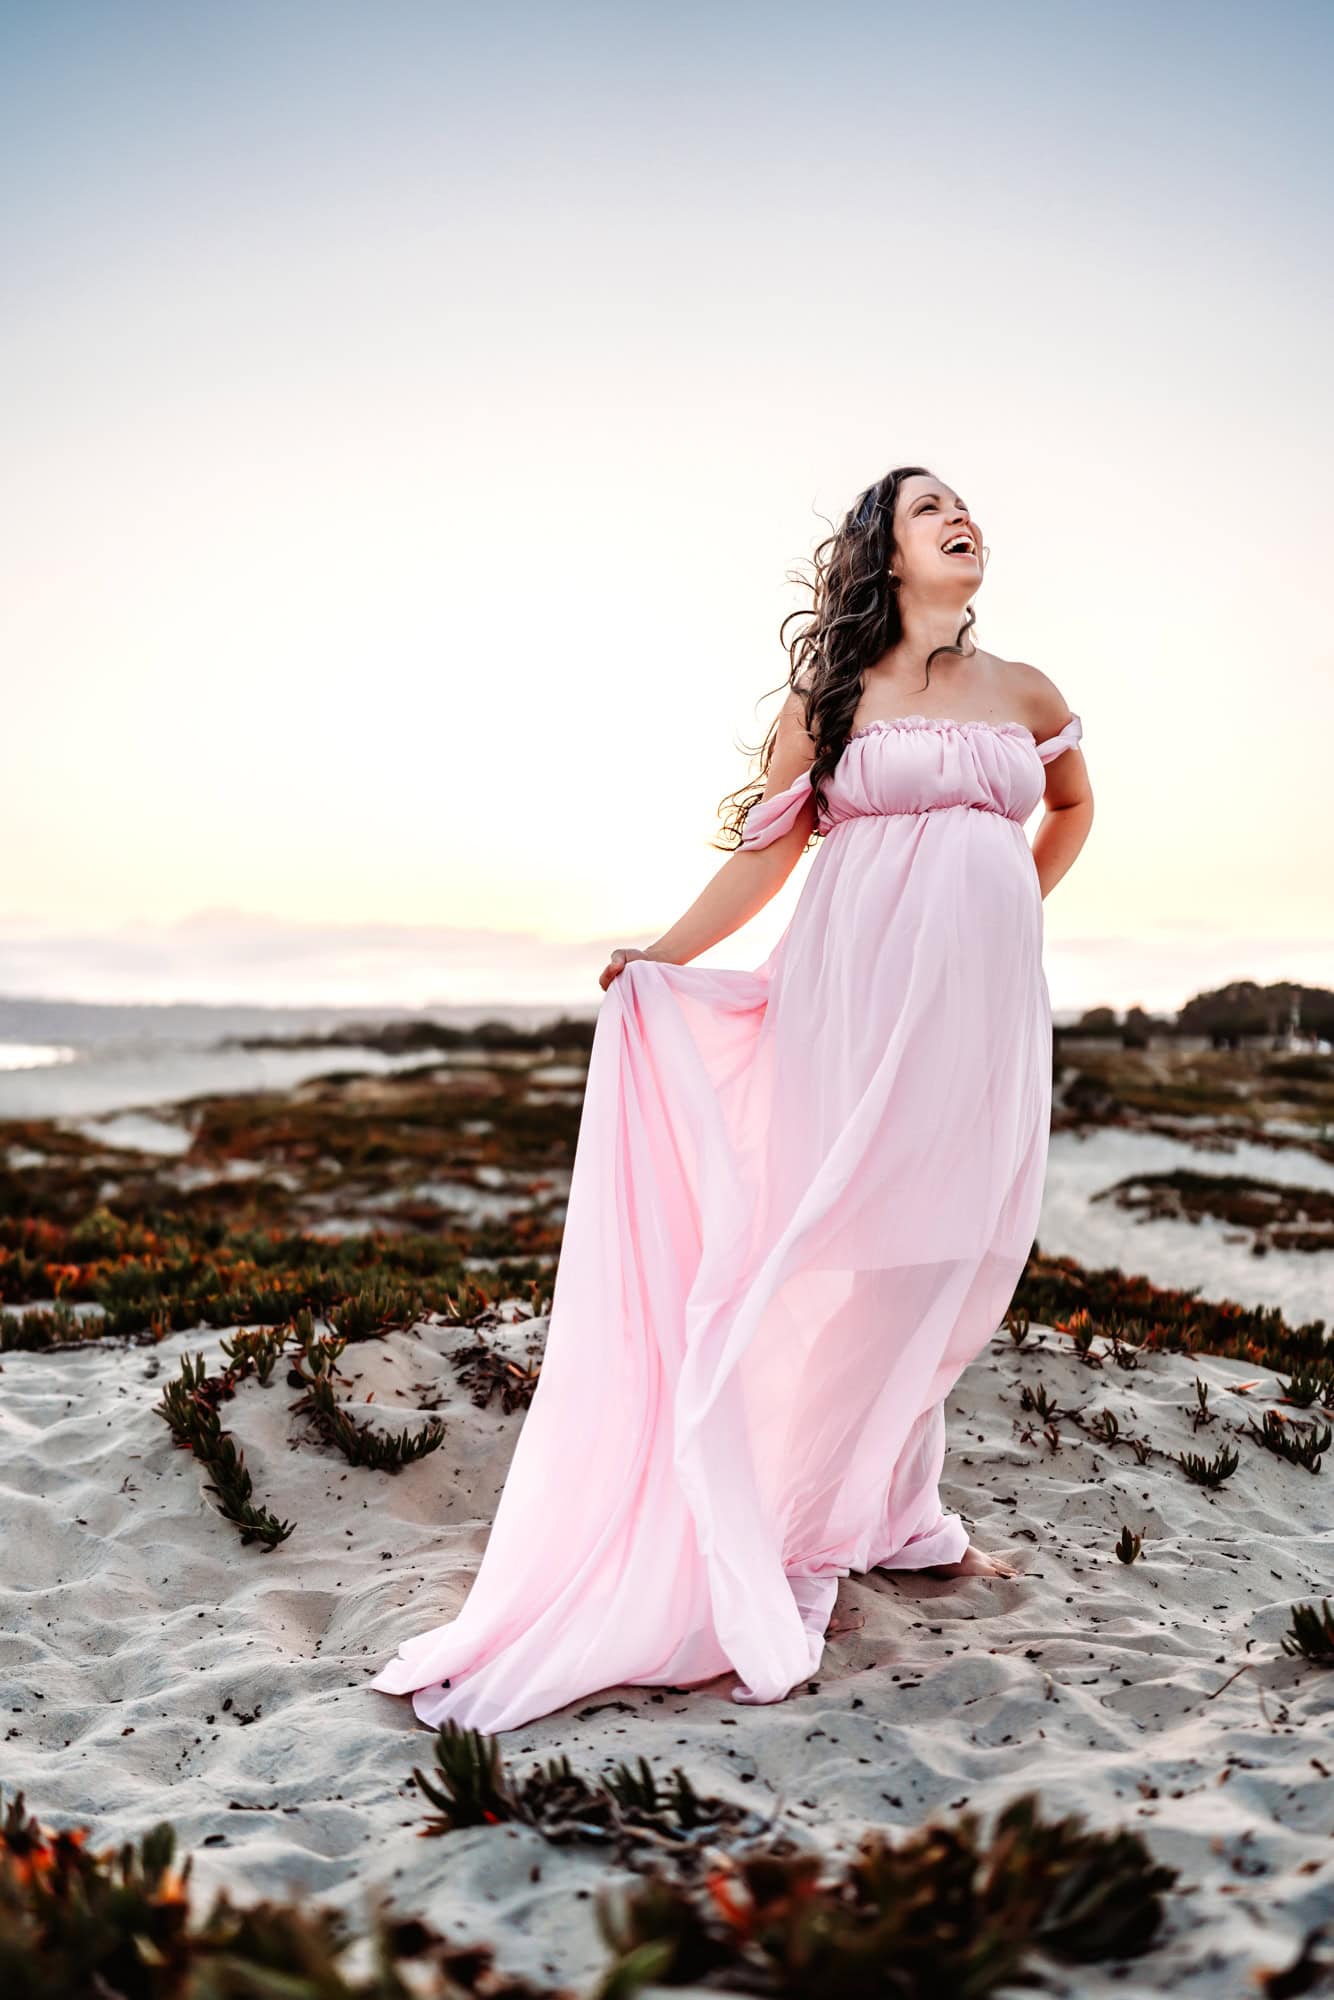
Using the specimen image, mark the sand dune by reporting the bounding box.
[2,1304,1332,1994]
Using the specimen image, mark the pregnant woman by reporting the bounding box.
[371,463,1095,1735]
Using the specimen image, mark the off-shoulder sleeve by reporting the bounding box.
[738,770,816,849]
[1035,713,1083,764]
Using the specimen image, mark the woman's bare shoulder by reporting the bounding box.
[989,653,1075,739]
[777,673,818,743]
[752,675,819,806]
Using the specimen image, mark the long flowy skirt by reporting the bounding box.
[370,803,1052,1732]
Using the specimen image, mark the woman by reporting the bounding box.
[370,463,1094,1735]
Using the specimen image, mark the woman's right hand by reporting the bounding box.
[599,947,659,992]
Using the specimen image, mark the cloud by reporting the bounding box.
[0,910,624,1009]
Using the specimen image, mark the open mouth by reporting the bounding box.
[941,535,977,560]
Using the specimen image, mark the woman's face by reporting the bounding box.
[891,474,984,597]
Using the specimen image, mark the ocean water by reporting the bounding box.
[0,996,597,1121]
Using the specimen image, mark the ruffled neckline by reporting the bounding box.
[847,715,1036,745]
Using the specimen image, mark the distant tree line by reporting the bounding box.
[1061,981,1334,1052]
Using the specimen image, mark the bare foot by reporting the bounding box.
[924,1546,1020,1580]
[826,1608,866,1639]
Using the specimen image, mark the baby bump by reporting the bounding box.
[783,806,1041,993]
[762,807,1047,1169]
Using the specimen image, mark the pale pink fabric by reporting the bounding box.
[370,712,1083,1733]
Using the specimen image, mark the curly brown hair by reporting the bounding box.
[715,465,981,850]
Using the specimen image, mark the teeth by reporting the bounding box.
[943,537,973,555]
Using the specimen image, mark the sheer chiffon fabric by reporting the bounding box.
[370,713,1084,1732]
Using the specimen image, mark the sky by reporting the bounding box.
[1,0,1331,1016]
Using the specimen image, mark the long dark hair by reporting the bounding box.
[715,465,981,851]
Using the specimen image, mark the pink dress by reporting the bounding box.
[370,711,1084,1733]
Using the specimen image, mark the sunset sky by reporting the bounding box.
[2,0,1331,1014]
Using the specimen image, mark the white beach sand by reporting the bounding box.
[2,1305,1332,1995]
[1041,1125,1334,1328]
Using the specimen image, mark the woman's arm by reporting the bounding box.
[1032,788,1093,899]
[642,803,814,965]
[601,689,817,987]
[1029,700,1094,899]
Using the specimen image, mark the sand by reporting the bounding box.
[2,1304,1332,1996]
[1041,1125,1334,1328]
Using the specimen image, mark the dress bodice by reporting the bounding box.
[738,713,1083,848]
